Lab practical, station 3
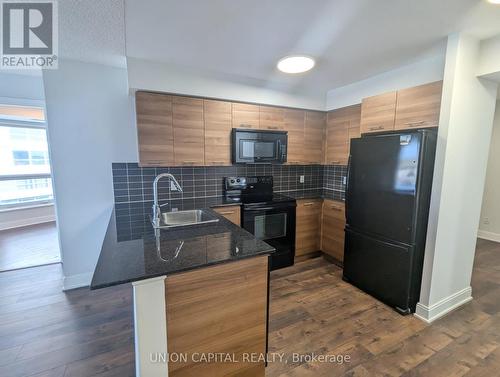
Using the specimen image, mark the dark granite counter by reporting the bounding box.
[90,209,275,289]
[283,189,345,202]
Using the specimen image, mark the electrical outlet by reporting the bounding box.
[299,175,305,184]
[484,217,490,225]
[343,177,347,185]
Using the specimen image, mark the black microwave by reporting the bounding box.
[232,128,287,164]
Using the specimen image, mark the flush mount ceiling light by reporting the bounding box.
[487,0,500,4]
[277,56,315,74]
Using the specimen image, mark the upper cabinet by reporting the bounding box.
[325,104,361,165]
[304,111,326,164]
[204,100,232,166]
[348,106,361,156]
[135,82,442,167]
[259,106,285,130]
[232,103,260,129]
[135,92,174,167]
[172,97,205,166]
[325,117,348,165]
[283,109,305,164]
[394,81,443,131]
[360,91,397,134]
[360,81,443,135]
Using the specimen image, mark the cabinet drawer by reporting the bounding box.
[323,200,345,219]
[212,206,241,226]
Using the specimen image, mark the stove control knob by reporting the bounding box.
[236,178,241,183]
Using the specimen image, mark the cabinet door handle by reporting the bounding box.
[218,211,236,215]
[267,126,280,130]
[330,160,341,164]
[182,161,199,165]
[330,206,342,211]
[303,203,315,206]
[210,161,225,164]
[369,126,384,131]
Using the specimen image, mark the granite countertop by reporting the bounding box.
[282,189,345,203]
[90,209,275,290]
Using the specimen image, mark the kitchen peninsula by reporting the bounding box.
[91,208,274,377]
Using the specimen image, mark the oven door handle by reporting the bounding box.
[244,207,276,211]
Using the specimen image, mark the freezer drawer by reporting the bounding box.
[343,228,416,313]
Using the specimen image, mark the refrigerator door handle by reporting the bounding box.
[345,153,352,221]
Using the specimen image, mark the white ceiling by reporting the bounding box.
[58,0,500,95]
[58,0,126,67]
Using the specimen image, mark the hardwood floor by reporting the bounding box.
[0,239,498,376]
[0,222,60,272]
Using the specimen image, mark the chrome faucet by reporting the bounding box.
[152,173,183,228]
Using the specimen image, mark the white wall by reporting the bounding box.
[127,58,326,110]
[416,34,498,323]
[477,34,500,81]
[43,59,137,290]
[0,72,45,101]
[326,55,446,110]
[479,102,500,242]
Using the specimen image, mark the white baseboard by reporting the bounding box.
[414,286,472,323]
[63,272,92,291]
[0,214,56,231]
[477,230,500,243]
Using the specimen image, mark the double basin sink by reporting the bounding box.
[152,209,220,229]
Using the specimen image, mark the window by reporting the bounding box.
[0,104,53,209]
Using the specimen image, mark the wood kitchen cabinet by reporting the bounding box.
[321,199,346,263]
[232,103,260,129]
[135,92,175,167]
[304,111,326,164]
[172,96,205,166]
[212,205,241,226]
[283,108,305,164]
[325,104,361,165]
[295,199,322,260]
[360,91,397,134]
[394,81,442,131]
[166,256,268,377]
[204,99,232,166]
[259,105,285,130]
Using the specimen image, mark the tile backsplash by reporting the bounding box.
[112,163,347,241]
[112,163,347,205]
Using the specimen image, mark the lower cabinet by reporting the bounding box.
[295,199,322,260]
[212,205,241,226]
[166,256,268,377]
[321,199,346,263]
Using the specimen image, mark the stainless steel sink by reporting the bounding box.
[152,209,219,229]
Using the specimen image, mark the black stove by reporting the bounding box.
[224,176,296,270]
[224,192,296,205]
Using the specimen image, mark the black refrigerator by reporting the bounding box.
[343,129,437,314]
